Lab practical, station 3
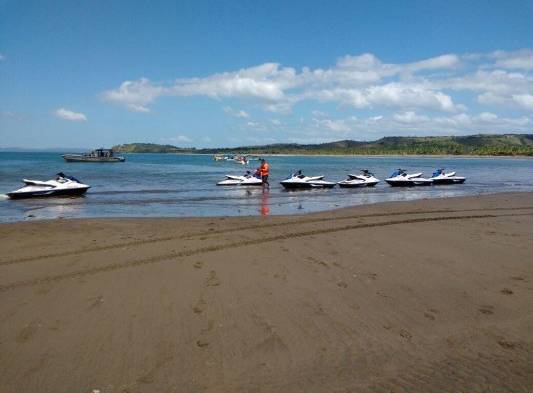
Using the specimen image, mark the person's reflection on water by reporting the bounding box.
[260,189,270,216]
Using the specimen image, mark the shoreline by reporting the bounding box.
[1,190,531,225]
[1,192,532,392]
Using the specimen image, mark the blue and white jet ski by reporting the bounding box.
[430,168,466,184]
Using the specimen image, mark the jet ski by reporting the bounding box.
[280,170,336,189]
[338,169,380,188]
[430,168,466,184]
[7,172,90,199]
[217,171,263,186]
[385,169,433,187]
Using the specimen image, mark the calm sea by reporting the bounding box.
[1,152,532,222]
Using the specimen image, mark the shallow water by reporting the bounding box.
[0,152,532,222]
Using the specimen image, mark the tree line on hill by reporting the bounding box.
[112,134,533,156]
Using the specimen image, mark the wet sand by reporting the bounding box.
[1,192,532,393]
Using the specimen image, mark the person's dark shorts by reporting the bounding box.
[262,175,269,183]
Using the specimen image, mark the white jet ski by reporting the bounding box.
[385,169,433,187]
[338,169,380,188]
[7,172,90,199]
[280,170,336,189]
[430,168,466,184]
[217,171,263,186]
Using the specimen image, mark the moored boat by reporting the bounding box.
[62,148,125,162]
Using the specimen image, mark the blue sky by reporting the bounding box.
[1,0,533,148]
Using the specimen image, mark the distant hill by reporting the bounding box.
[113,134,533,156]
[112,143,196,153]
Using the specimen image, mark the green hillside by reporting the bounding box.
[113,134,533,156]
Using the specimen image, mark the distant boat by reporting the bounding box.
[62,148,125,162]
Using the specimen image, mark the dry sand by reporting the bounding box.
[1,192,532,393]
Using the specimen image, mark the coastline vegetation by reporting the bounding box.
[113,134,533,156]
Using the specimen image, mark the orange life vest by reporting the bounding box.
[260,162,269,176]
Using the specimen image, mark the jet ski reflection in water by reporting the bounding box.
[338,169,380,188]
[7,172,91,199]
[430,168,466,184]
[385,169,433,187]
[217,170,263,186]
[280,170,336,189]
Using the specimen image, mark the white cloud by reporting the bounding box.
[492,49,533,70]
[169,135,192,143]
[223,106,250,118]
[405,54,460,72]
[54,108,87,122]
[512,94,533,110]
[102,49,533,118]
[103,78,164,112]
[393,111,430,124]
[172,63,290,100]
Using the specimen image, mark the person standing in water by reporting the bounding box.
[259,159,270,188]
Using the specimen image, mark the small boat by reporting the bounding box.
[233,155,249,165]
[280,170,336,189]
[7,173,90,199]
[430,168,466,184]
[385,169,433,187]
[338,169,380,188]
[62,148,125,162]
[217,171,263,186]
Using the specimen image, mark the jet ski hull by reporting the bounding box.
[385,180,417,187]
[310,181,336,189]
[385,179,432,186]
[280,181,314,189]
[7,186,90,199]
[431,177,466,185]
[338,180,379,188]
[217,181,262,186]
[280,181,335,189]
[217,176,263,186]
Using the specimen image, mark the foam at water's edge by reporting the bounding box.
[0,194,9,200]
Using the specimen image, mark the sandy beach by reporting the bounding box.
[1,192,532,393]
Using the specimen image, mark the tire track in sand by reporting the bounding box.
[2,206,532,267]
[1,212,531,292]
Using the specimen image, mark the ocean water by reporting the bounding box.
[0,152,532,222]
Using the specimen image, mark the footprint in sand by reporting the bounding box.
[193,298,207,314]
[399,329,412,341]
[501,288,514,295]
[478,305,494,315]
[498,340,520,350]
[424,312,436,321]
[196,339,209,348]
[88,295,104,310]
[16,319,42,343]
[193,261,204,269]
[206,270,220,287]
[337,281,348,288]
